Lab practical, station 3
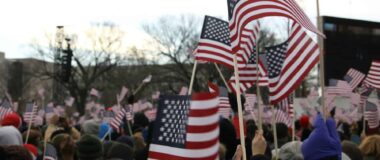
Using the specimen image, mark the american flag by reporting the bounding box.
[358,87,374,111]
[44,143,58,160]
[364,100,379,129]
[23,102,37,124]
[343,68,365,90]
[278,94,294,118]
[0,98,13,121]
[262,23,320,104]
[148,83,220,160]
[228,0,324,53]
[273,109,292,127]
[237,21,261,65]
[363,60,380,89]
[210,84,231,119]
[244,94,257,120]
[229,52,268,93]
[325,79,352,96]
[195,15,236,68]
[110,106,126,132]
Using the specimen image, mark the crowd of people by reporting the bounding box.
[0,94,380,160]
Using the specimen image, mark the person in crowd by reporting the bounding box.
[342,140,363,160]
[271,122,290,156]
[76,134,103,160]
[359,135,380,160]
[219,116,238,159]
[0,145,33,160]
[104,141,134,160]
[24,143,38,160]
[81,119,100,137]
[52,133,76,160]
[277,141,303,160]
[228,93,246,140]
[301,113,342,160]
[22,129,42,147]
[0,112,23,145]
[298,115,312,141]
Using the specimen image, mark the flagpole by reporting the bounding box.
[133,83,145,95]
[188,61,198,95]
[213,63,231,92]
[25,102,35,144]
[316,0,327,120]
[271,105,279,160]
[255,38,263,131]
[233,54,247,160]
[119,102,133,135]
[291,93,296,141]
[362,104,366,136]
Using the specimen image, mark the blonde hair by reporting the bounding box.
[359,135,380,159]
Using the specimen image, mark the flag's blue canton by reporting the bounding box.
[201,16,230,46]
[343,75,353,84]
[152,95,191,148]
[266,42,288,78]
[227,0,240,20]
[105,111,115,117]
[25,103,34,112]
[0,99,11,108]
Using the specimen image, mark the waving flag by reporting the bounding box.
[110,107,126,132]
[149,83,220,160]
[0,98,13,121]
[261,23,320,104]
[273,109,292,127]
[363,61,380,89]
[209,84,231,118]
[343,68,365,90]
[23,102,37,123]
[364,100,379,129]
[228,0,324,53]
[278,94,294,118]
[325,79,352,96]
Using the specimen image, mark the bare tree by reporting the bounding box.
[142,15,209,91]
[32,22,127,115]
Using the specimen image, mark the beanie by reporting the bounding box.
[82,119,100,136]
[1,112,22,128]
[76,134,103,159]
[116,135,135,148]
[106,142,133,160]
[23,144,38,158]
[299,115,309,128]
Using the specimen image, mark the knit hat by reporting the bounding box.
[23,144,38,158]
[106,142,133,160]
[299,115,309,128]
[1,112,22,128]
[82,119,100,136]
[76,134,103,159]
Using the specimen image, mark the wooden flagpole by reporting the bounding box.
[271,105,279,160]
[25,102,35,144]
[213,63,231,92]
[133,83,145,95]
[363,103,366,136]
[316,0,327,120]
[233,54,247,160]
[188,61,198,95]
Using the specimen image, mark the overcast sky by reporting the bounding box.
[0,0,379,59]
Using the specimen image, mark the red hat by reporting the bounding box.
[299,115,310,128]
[1,112,22,128]
[23,144,38,158]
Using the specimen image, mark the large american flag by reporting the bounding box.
[363,60,380,89]
[148,83,220,160]
[195,15,236,68]
[262,23,320,104]
[23,102,37,123]
[364,100,379,129]
[0,98,13,121]
[325,79,352,96]
[228,0,324,53]
[343,68,365,90]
